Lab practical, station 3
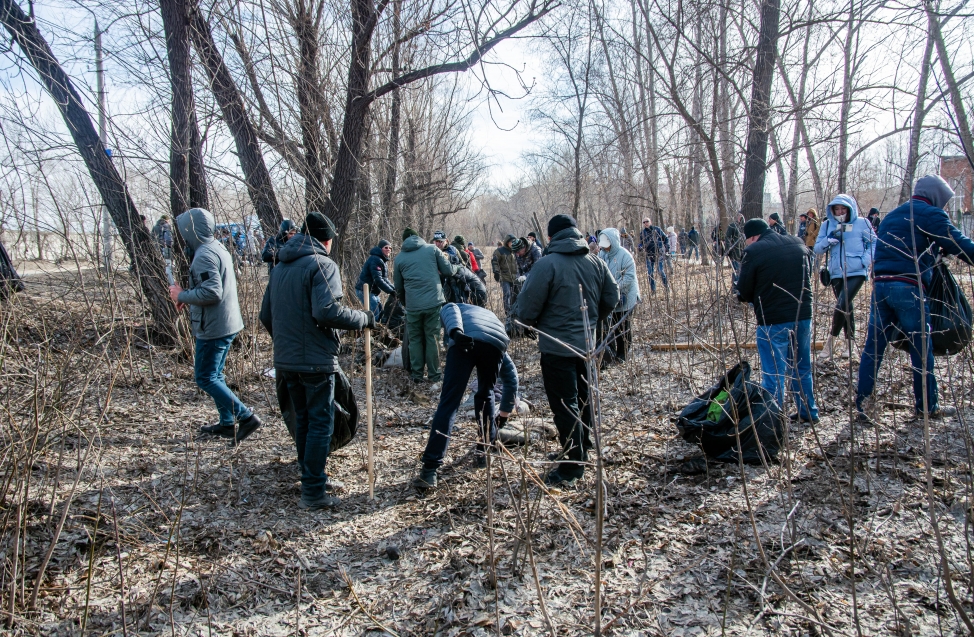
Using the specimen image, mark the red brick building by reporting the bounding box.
[940,155,973,214]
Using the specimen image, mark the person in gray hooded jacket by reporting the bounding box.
[169,208,261,445]
[412,302,519,490]
[514,214,619,487]
[260,212,373,509]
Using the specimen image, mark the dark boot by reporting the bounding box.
[298,493,340,509]
[230,413,262,446]
[412,468,437,490]
[199,422,235,437]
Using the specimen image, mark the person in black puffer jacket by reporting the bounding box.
[356,240,395,322]
[737,218,817,425]
[259,212,373,510]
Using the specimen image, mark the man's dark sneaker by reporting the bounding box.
[474,453,487,468]
[229,413,262,446]
[325,476,345,493]
[298,493,340,510]
[199,422,235,437]
[677,456,709,475]
[788,413,820,425]
[544,469,579,488]
[412,468,437,490]
[854,411,878,428]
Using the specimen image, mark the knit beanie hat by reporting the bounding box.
[547,214,577,237]
[743,218,769,239]
[402,227,418,241]
[510,237,525,252]
[453,235,466,246]
[768,212,781,223]
[377,239,391,249]
[302,211,337,242]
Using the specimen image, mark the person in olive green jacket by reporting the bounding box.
[393,227,458,382]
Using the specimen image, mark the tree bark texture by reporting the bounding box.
[900,26,935,204]
[0,0,178,340]
[927,1,974,168]
[188,0,282,234]
[292,0,328,213]
[739,0,781,220]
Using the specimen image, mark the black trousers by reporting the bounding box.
[420,342,501,471]
[540,353,593,478]
[829,275,867,338]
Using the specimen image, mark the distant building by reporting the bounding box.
[940,156,973,215]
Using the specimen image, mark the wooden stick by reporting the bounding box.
[363,284,374,500]
[650,341,826,351]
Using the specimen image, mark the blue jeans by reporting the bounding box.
[421,342,501,470]
[756,320,818,420]
[194,333,252,425]
[280,370,336,500]
[355,288,381,322]
[687,244,699,260]
[645,257,668,292]
[856,282,938,414]
[731,259,742,286]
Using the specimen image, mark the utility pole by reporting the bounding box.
[95,20,112,271]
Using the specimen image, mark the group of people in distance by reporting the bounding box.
[160,172,974,510]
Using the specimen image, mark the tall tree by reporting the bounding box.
[0,0,178,340]
[926,0,974,168]
[900,26,935,203]
[739,0,781,220]
[291,0,328,213]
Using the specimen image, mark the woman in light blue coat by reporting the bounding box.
[598,228,640,362]
[814,193,876,359]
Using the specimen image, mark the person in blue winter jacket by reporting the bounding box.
[814,194,875,360]
[412,303,519,490]
[355,240,395,322]
[856,175,974,425]
[598,228,641,362]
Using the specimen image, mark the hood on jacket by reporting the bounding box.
[913,175,954,209]
[176,208,215,251]
[277,233,329,264]
[826,194,859,223]
[369,245,389,261]
[401,235,426,252]
[546,227,589,256]
[598,228,622,253]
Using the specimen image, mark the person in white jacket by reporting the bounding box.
[598,228,641,362]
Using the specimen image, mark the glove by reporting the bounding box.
[451,329,474,351]
[365,311,377,330]
[827,238,839,247]
[829,229,843,240]
[493,272,500,282]
[517,275,526,283]
[495,414,509,430]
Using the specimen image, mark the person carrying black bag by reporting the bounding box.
[856,175,974,425]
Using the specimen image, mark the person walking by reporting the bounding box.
[261,219,296,273]
[394,228,458,382]
[736,218,818,424]
[259,212,373,510]
[468,241,488,283]
[855,176,974,424]
[356,239,395,322]
[768,212,788,235]
[169,208,262,444]
[598,228,640,363]
[814,194,876,360]
[514,214,619,486]
[491,234,519,328]
[638,217,668,292]
[411,302,519,489]
[724,213,745,287]
[686,226,700,261]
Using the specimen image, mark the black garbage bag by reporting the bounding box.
[0,239,24,300]
[276,366,358,450]
[675,361,784,464]
[891,260,972,357]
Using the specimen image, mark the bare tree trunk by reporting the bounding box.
[381,0,402,224]
[293,0,328,213]
[927,1,974,166]
[188,0,282,234]
[836,0,856,193]
[717,0,738,214]
[0,0,178,340]
[739,0,781,220]
[900,26,935,203]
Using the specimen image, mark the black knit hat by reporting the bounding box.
[768,212,781,223]
[547,214,577,237]
[302,211,337,242]
[527,231,538,240]
[402,227,418,241]
[743,218,769,239]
